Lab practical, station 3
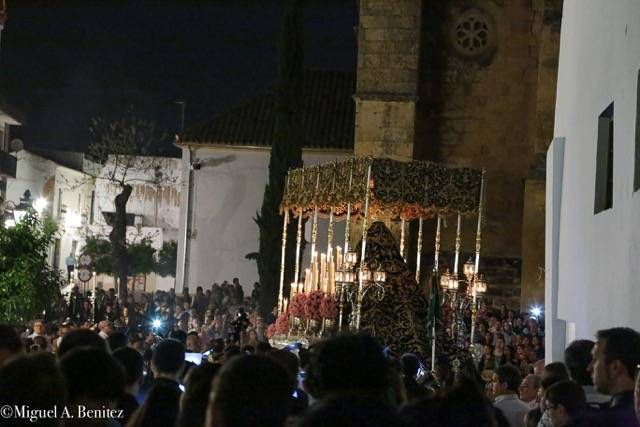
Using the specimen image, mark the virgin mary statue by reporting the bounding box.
[355,221,430,356]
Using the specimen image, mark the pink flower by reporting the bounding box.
[290,293,308,318]
[275,311,289,334]
[319,296,338,319]
[304,290,324,321]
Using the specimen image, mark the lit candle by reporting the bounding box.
[320,253,327,293]
[283,298,288,313]
[304,270,310,294]
[336,246,342,270]
[329,255,335,294]
[312,252,319,291]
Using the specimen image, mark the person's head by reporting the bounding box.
[300,393,404,427]
[169,329,188,346]
[152,338,185,380]
[440,376,498,427]
[524,407,543,427]
[564,340,595,386]
[589,327,640,395]
[98,320,113,336]
[59,347,125,406]
[544,380,586,427]
[306,334,389,399]
[57,329,107,357]
[206,355,291,427]
[197,286,203,294]
[0,353,66,426]
[33,319,45,335]
[112,347,143,394]
[266,349,300,390]
[186,334,202,353]
[107,331,127,352]
[542,362,570,381]
[492,365,522,397]
[256,341,272,355]
[179,362,221,427]
[519,374,541,403]
[0,324,23,365]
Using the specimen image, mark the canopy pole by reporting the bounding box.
[277,175,291,314]
[470,169,487,346]
[415,217,423,283]
[431,215,442,373]
[327,163,337,268]
[343,159,354,260]
[400,218,407,263]
[451,212,462,339]
[310,169,321,262]
[294,173,305,283]
[355,163,373,331]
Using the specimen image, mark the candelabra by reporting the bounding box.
[439,257,487,351]
[334,251,386,332]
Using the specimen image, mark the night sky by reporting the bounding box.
[0,0,357,153]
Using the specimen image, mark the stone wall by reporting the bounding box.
[413,0,560,307]
[354,0,422,161]
[353,0,561,309]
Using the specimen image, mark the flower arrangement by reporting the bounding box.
[319,296,338,319]
[289,293,308,318]
[275,311,289,335]
[266,323,277,339]
[305,290,324,321]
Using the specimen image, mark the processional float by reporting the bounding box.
[268,156,486,365]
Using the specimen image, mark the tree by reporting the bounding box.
[82,236,113,275]
[82,236,157,277]
[156,240,177,278]
[0,213,65,324]
[88,114,174,299]
[255,0,305,317]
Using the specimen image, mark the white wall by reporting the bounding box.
[6,150,57,205]
[6,150,94,272]
[550,0,640,351]
[53,166,94,271]
[176,146,350,293]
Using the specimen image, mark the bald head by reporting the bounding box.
[519,374,541,403]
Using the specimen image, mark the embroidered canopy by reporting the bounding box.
[281,157,483,220]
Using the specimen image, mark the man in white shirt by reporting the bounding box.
[97,320,113,339]
[27,319,47,340]
[492,365,530,427]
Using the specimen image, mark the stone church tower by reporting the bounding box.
[354,0,562,309]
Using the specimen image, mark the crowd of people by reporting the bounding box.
[473,303,546,380]
[30,279,265,355]
[2,286,640,427]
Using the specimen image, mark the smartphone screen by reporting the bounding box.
[185,352,203,365]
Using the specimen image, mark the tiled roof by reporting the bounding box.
[179,70,355,150]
